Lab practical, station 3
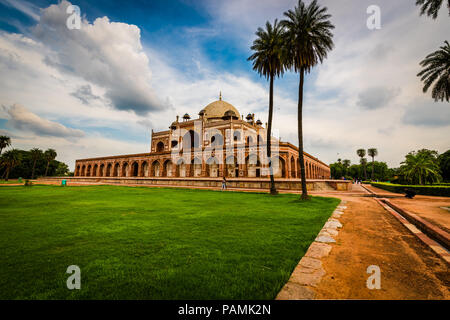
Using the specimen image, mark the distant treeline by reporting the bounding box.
[2,149,70,179]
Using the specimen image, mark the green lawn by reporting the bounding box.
[0,185,339,299]
[0,179,23,184]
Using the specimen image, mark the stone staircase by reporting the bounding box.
[314,181,336,191]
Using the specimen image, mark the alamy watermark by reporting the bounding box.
[366,265,381,289]
[367,5,381,30]
[66,265,81,290]
[66,4,81,30]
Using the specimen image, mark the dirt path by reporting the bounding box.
[314,195,449,299]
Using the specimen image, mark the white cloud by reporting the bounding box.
[32,0,168,115]
[6,103,85,138]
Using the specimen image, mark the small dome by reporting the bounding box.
[246,113,253,121]
[256,119,262,125]
[202,99,240,120]
[170,121,177,130]
[183,113,191,120]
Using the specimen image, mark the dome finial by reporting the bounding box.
[219,91,222,101]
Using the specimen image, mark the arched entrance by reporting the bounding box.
[113,163,120,177]
[131,162,138,177]
[271,156,286,178]
[176,159,186,177]
[140,161,148,177]
[121,162,129,177]
[183,130,200,152]
[190,157,202,177]
[290,157,296,178]
[151,160,161,177]
[106,163,112,177]
[156,141,165,152]
[163,160,173,177]
[225,156,238,177]
[206,157,219,177]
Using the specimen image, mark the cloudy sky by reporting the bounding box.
[0,0,448,170]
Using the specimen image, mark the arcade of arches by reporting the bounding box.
[75,97,330,180]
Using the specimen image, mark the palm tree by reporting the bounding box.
[360,158,368,180]
[367,148,378,180]
[417,40,450,102]
[30,148,43,179]
[401,151,441,184]
[44,149,57,177]
[0,135,11,155]
[357,149,367,179]
[248,19,286,195]
[281,0,335,200]
[0,149,21,181]
[415,0,450,19]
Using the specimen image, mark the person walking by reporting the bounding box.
[222,177,227,191]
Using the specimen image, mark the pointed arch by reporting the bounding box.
[140,161,148,177]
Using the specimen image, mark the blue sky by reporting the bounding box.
[0,0,449,169]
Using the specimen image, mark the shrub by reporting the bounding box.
[371,182,450,197]
[24,179,33,187]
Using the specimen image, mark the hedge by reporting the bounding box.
[371,182,450,197]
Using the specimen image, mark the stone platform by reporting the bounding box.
[37,177,352,191]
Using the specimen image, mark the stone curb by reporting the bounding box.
[375,198,450,264]
[383,199,450,250]
[276,200,347,300]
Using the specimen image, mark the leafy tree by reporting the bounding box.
[281,0,334,199]
[0,135,11,155]
[44,149,57,177]
[0,149,22,181]
[330,162,343,179]
[417,40,450,102]
[367,148,378,180]
[30,148,43,179]
[415,0,450,19]
[342,159,351,176]
[8,149,64,179]
[400,149,441,184]
[248,19,286,195]
[366,161,391,181]
[55,162,70,176]
[438,149,450,181]
[356,149,367,179]
[348,164,361,180]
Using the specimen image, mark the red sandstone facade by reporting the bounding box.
[74,97,330,180]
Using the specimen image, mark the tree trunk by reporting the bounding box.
[32,159,37,179]
[364,164,367,180]
[5,167,9,181]
[371,156,374,180]
[267,73,277,195]
[298,68,308,200]
[45,161,50,177]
